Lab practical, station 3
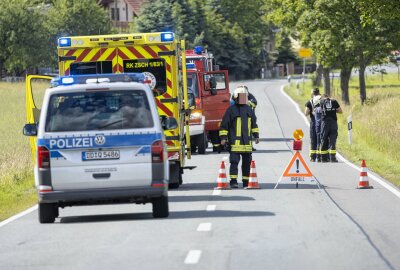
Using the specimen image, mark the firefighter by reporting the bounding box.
[319,94,343,162]
[219,86,259,188]
[312,94,322,162]
[304,88,320,162]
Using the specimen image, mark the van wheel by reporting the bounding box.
[152,196,169,218]
[38,203,56,223]
[197,132,207,154]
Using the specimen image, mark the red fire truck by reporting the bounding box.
[186,47,230,154]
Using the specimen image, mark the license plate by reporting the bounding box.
[82,150,120,161]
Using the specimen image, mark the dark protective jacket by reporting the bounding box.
[219,104,259,153]
[248,93,257,109]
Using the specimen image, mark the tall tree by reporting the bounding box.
[0,0,48,75]
[44,0,112,66]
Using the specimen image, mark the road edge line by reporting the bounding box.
[0,204,38,228]
[280,85,400,199]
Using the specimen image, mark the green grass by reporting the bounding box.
[286,73,400,187]
[0,81,48,221]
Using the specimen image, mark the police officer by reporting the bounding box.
[319,94,342,162]
[304,88,320,162]
[220,86,259,188]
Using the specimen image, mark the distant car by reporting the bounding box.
[23,74,177,223]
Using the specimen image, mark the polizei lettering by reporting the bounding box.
[49,138,93,149]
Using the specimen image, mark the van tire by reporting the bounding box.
[152,196,169,218]
[38,203,56,223]
[197,132,207,154]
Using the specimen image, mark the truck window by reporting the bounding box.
[187,73,199,98]
[45,90,154,132]
[123,59,167,96]
[204,73,226,91]
[70,61,113,75]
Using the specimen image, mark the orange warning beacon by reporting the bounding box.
[293,129,303,151]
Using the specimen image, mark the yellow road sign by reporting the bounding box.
[299,48,312,58]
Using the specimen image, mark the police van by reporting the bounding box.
[23,73,177,223]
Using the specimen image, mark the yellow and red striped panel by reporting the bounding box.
[61,48,118,76]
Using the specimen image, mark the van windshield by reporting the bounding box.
[45,90,154,132]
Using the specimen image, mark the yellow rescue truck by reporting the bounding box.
[26,32,191,189]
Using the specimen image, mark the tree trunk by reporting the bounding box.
[322,67,331,96]
[340,68,351,105]
[359,63,367,105]
[314,63,323,87]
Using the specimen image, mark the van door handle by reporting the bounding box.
[222,100,229,103]
[93,173,111,179]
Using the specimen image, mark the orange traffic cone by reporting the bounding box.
[245,160,261,189]
[358,160,373,189]
[215,161,230,189]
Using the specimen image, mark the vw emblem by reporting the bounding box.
[94,134,106,145]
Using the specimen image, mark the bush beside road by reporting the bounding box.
[0,82,47,221]
[285,74,400,187]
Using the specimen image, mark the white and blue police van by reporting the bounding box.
[23,74,177,223]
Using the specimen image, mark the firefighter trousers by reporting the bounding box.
[320,118,338,161]
[229,152,252,182]
[309,121,318,160]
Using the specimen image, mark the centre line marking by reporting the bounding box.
[206,205,216,211]
[212,189,221,196]
[197,223,212,232]
[184,250,202,264]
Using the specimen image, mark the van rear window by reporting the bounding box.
[45,90,154,132]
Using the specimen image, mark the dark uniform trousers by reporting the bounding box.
[320,118,338,161]
[309,120,318,160]
[229,153,252,182]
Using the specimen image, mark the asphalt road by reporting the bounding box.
[1,80,399,270]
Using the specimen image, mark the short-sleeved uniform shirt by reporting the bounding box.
[320,98,340,121]
[305,99,315,123]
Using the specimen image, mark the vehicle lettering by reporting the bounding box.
[49,138,94,149]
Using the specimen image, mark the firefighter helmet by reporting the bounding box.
[233,86,248,99]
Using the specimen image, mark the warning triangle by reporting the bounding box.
[282,151,313,177]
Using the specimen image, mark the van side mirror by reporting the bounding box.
[23,123,38,136]
[161,117,178,130]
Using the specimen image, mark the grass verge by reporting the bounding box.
[0,81,48,221]
[285,73,400,187]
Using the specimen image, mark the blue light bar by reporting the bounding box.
[161,32,174,42]
[194,46,203,54]
[186,63,196,69]
[50,73,146,87]
[58,37,71,47]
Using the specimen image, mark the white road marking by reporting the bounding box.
[280,85,400,199]
[197,223,212,232]
[0,205,38,228]
[212,189,221,196]
[206,205,216,211]
[184,250,202,264]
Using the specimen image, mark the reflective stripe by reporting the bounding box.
[213,144,220,147]
[329,150,337,154]
[248,101,256,108]
[252,128,259,133]
[219,130,228,136]
[248,117,251,136]
[243,176,249,180]
[230,175,238,179]
[320,150,329,154]
[236,118,242,137]
[231,144,252,152]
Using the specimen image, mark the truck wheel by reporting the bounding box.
[168,163,180,189]
[190,143,197,153]
[197,132,207,154]
[152,196,169,218]
[38,203,56,224]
